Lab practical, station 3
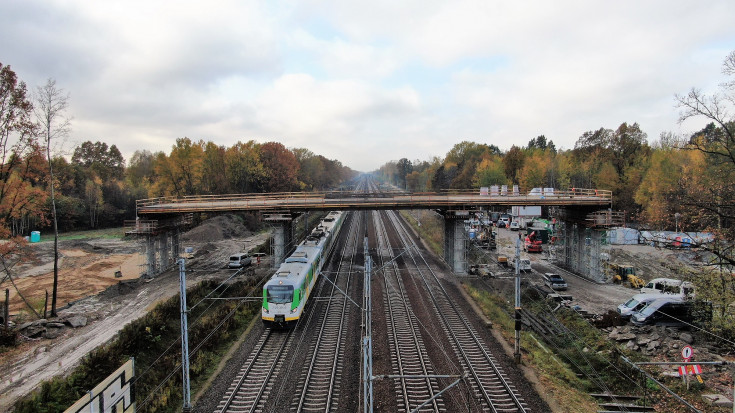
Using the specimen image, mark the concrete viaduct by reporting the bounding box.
[126,188,622,282]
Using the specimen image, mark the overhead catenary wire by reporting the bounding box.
[132,261,267,403]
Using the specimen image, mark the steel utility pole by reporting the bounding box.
[178,258,192,412]
[362,235,373,413]
[514,233,522,363]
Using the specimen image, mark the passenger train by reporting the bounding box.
[262,211,345,328]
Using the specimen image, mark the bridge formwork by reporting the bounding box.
[443,212,469,274]
[552,221,606,282]
[264,213,296,270]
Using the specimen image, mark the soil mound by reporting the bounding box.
[60,240,112,254]
[182,214,252,243]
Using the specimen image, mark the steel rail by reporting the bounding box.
[387,210,527,413]
[217,328,292,412]
[373,209,442,412]
[293,178,370,411]
[295,210,361,412]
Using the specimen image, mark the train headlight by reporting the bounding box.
[290,307,298,314]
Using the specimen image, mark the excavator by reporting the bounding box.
[524,231,543,253]
[608,263,645,288]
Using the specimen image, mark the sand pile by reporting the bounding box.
[181,214,252,243]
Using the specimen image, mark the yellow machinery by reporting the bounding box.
[609,263,645,288]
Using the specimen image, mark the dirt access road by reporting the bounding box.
[491,226,701,316]
[0,217,269,411]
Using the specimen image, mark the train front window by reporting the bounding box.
[267,285,294,304]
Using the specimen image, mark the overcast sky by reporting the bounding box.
[2,1,734,171]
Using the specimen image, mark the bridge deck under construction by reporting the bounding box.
[135,188,612,216]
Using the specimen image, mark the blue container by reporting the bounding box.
[30,231,40,243]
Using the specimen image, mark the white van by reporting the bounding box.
[617,293,666,319]
[228,253,252,269]
[528,188,543,196]
[640,278,695,298]
[516,258,531,273]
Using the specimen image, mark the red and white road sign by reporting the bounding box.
[678,364,702,376]
[681,345,693,361]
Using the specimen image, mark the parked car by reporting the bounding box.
[630,296,689,326]
[228,253,252,268]
[497,220,507,228]
[617,293,666,319]
[509,221,520,231]
[542,273,567,290]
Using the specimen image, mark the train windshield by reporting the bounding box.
[267,285,294,304]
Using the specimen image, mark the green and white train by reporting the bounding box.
[262,211,345,328]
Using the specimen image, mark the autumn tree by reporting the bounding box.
[502,145,525,185]
[673,50,735,267]
[0,63,47,318]
[200,142,229,194]
[259,142,299,192]
[151,138,203,196]
[126,150,157,195]
[473,156,506,187]
[225,141,267,193]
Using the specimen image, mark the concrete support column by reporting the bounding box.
[589,230,603,282]
[575,224,585,275]
[159,231,169,272]
[146,235,157,278]
[172,229,180,260]
[273,223,286,269]
[553,219,605,282]
[265,214,295,269]
[443,213,468,274]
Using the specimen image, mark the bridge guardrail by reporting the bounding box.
[135,188,612,215]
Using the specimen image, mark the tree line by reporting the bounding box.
[378,51,735,269]
[0,63,358,237]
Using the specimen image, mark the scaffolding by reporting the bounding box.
[443,211,469,274]
[551,215,613,283]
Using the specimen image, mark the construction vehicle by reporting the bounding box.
[497,255,509,267]
[469,264,493,277]
[608,263,645,288]
[524,231,543,253]
[476,227,496,249]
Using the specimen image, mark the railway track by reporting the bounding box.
[373,210,444,412]
[385,210,529,413]
[290,210,362,412]
[216,328,293,412]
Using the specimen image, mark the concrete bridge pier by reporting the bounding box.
[172,228,180,259]
[265,213,296,269]
[143,229,181,278]
[159,231,169,271]
[146,235,157,278]
[442,211,469,274]
[553,220,605,282]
